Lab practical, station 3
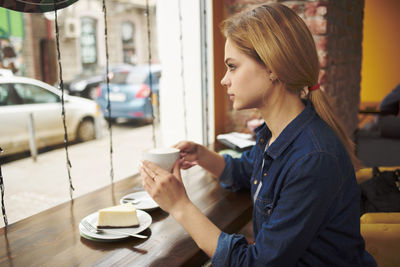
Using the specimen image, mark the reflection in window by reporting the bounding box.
[13,84,59,104]
[121,21,136,65]
[81,17,98,68]
[0,85,8,105]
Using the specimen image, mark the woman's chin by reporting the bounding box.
[233,102,247,111]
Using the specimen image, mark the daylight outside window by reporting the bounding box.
[0,0,166,227]
[0,0,213,228]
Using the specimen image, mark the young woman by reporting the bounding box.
[140,3,376,266]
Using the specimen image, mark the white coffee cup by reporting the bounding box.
[142,147,180,171]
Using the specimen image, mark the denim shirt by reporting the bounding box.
[212,102,376,267]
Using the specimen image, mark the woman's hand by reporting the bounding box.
[174,141,202,169]
[174,140,226,177]
[140,160,190,215]
[140,158,221,258]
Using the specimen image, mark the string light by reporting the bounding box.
[102,0,115,183]
[53,0,75,199]
[0,147,7,226]
[146,0,157,148]
[178,0,188,139]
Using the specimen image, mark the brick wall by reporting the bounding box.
[222,0,364,136]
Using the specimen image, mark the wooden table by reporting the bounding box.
[0,167,252,266]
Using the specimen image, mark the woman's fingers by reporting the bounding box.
[172,160,183,182]
[173,140,191,150]
[142,160,169,176]
[180,161,197,169]
[140,158,189,214]
[174,141,196,154]
[140,165,156,192]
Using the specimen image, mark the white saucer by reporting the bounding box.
[120,191,159,210]
[79,209,152,241]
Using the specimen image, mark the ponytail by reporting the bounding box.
[309,89,362,171]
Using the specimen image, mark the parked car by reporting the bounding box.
[67,66,104,100]
[67,64,138,100]
[0,75,105,157]
[96,64,161,122]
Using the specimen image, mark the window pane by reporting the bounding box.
[109,71,130,84]
[121,21,136,64]
[0,84,8,105]
[0,1,169,228]
[81,17,97,66]
[14,83,59,104]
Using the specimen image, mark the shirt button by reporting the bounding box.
[254,180,258,184]
[259,138,265,144]
[263,172,267,176]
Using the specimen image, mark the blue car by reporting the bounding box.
[96,64,161,122]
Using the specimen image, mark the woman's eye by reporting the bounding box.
[228,64,236,71]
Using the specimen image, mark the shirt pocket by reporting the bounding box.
[254,197,274,223]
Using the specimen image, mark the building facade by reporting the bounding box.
[0,0,158,86]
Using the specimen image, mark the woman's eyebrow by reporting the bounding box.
[224,58,233,65]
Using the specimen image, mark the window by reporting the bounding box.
[121,21,136,64]
[146,71,161,85]
[81,17,98,68]
[0,1,211,229]
[0,84,17,105]
[13,83,59,104]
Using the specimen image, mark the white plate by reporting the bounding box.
[79,209,152,241]
[120,191,159,210]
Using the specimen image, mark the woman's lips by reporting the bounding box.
[228,94,235,100]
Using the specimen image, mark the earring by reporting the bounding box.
[269,73,275,81]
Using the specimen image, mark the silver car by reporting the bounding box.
[0,75,105,157]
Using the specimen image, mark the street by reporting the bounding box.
[1,121,161,228]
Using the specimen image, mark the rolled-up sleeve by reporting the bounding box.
[211,232,249,267]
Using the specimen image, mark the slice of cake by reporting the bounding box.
[97,203,139,228]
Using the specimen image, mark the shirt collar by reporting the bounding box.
[254,101,316,159]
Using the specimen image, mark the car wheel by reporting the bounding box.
[77,118,96,142]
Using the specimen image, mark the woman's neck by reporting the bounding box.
[259,87,305,145]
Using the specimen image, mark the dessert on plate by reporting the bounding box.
[97,203,139,228]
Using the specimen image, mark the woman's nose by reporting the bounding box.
[221,72,229,87]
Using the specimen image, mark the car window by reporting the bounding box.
[0,84,9,105]
[108,68,154,85]
[13,83,60,104]
[126,71,147,84]
[109,70,130,84]
[0,84,22,106]
[147,71,161,84]
[155,71,161,81]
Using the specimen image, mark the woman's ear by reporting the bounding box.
[266,68,277,82]
[269,73,276,81]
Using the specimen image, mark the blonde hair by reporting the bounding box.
[221,3,361,170]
